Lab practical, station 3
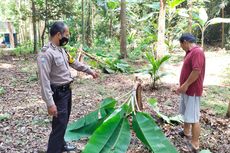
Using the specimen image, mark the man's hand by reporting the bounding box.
[48,105,58,117]
[91,71,99,79]
[176,83,189,94]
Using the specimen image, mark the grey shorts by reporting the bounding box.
[179,93,200,123]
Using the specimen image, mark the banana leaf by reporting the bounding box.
[83,108,130,153]
[100,98,117,109]
[65,118,105,141]
[65,98,117,141]
[100,118,131,153]
[132,112,178,153]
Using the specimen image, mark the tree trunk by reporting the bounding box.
[201,29,204,48]
[109,17,113,38]
[32,0,38,53]
[41,0,48,47]
[82,0,85,46]
[120,0,128,59]
[227,101,230,118]
[221,5,225,49]
[7,22,15,48]
[38,21,41,48]
[188,0,193,33]
[86,0,92,47]
[156,0,166,58]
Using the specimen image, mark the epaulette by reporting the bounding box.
[41,44,50,52]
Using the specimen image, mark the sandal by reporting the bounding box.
[187,142,199,153]
[178,130,192,140]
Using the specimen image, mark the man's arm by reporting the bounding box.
[177,69,200,93]
[37,53,57,117]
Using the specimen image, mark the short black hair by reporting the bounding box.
[179,33,196,43]
[49,21,66,37]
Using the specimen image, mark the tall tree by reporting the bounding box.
[156,0,166,58]
[120,0,128,59]
[86,0,92,47]
[82,0,85,46]
[188,0,193,33]
[32,0,38,53]
[220,0,227,49]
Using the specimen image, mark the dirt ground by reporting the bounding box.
[0,52,229,153]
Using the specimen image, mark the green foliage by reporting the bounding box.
[145,53,171,88]
[0,113,11,122]
[0,86,6,95]
[147,98,183,124]
[66,90,178,153]
[83,108,130,153]
[27,74,38,83]
[132,112,178,153]
[199,150,212,153]
[65,98,116,141]
[101,58,131,74]
[12,41,33,56]
[201,85,229,116]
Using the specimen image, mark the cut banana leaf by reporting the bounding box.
[133,112,178,153]
[65,98,117,141]
[67,110,100,132]
[100,98,117,109]
[100,117,131,153]
[65,118,105,141]
[83,109,128,153]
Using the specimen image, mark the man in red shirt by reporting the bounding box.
[177,33,205,151]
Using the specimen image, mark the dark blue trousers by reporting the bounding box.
[47,85,72,153]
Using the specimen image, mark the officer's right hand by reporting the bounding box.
[48,105,58,117]
[91,71,99,79]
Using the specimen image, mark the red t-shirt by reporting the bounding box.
[180,46,205,96]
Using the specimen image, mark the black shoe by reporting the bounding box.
[62,144,76,152]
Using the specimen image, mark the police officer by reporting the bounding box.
[37,21,98,153]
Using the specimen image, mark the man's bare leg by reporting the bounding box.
[191,122,200,148]
[184,123,191,136]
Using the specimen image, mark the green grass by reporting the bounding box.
[201,85,229,116]
[0,86,6,95]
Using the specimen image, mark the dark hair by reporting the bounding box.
[179,33,196,43]
[49,21,66,37]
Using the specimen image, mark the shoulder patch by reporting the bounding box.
[41,44,50,52]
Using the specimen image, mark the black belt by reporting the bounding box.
[51,82,71,92]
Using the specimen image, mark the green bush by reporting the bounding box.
[12,41,33,56]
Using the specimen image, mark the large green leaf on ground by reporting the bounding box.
[64,118,105,141]
[100,97,117,109]
[65,98,117,141]
[132,112,178,153]
[83,108,129,153]
[100,117,131,153]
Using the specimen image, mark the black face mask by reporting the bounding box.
[59,36,69,46]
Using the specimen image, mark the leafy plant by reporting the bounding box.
[0,113,10,121]
[147,98,183,124]
[190,8,230,47]
[12,41,34,56]
[101,58,131,74]
[0,86,6,95]
[65,88,178,153]
[145,53,171,89]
